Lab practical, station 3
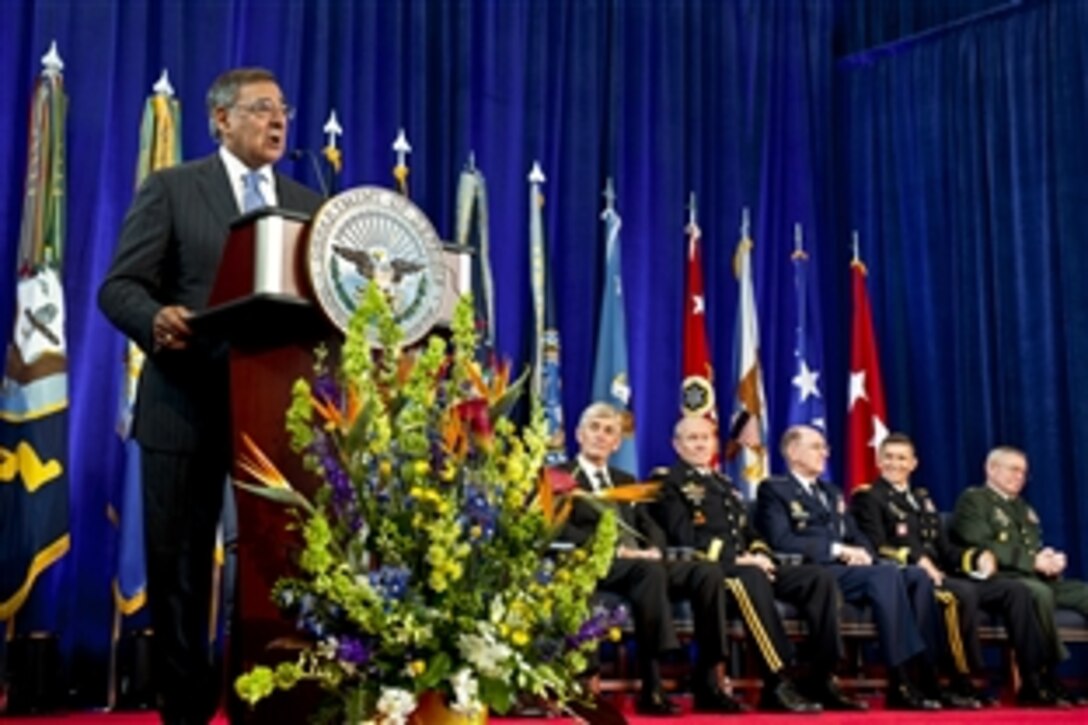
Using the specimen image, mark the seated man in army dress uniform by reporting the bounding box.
[652,415,864,712]
[852,433,1062,706]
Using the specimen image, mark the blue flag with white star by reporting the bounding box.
[787,243,826,431]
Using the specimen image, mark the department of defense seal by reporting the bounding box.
[307,186,449,346]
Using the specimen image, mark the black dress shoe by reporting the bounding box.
[692,685,746,713]
[886,683,941,710]
[949,677,993,707]
[635,690,682,716]
[760,680,822,713]
[938,690,982,709]
[1048,678,1088,707]
[809,678,868,711]
[1017,684,1071,709]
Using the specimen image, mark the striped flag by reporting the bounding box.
[528,162,566,464]
[591,192,639,476]
[787,225,826,431]
[111,77,182,618]
[455,158,495,349]
[0,44,71,623]
[845,244,889,494]
[728,219,769,497]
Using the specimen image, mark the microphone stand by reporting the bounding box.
[290,149,331,198]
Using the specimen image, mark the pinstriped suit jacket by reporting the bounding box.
[98,153,323,453]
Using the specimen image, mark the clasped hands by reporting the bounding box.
[1034,547,1067,578]
[836,544,872,566]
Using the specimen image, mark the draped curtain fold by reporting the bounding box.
[838,0,1088,563]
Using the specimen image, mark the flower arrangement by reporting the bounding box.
[233,285,621,724]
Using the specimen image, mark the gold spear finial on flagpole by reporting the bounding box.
[392,128,411,196]
[851,229,868,274]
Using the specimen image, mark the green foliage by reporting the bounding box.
[235,289,617,721]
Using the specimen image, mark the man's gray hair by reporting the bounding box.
[986,445,1026,470]
[779,423,823,458]
[578,402,621,432]
[205,67,279,141]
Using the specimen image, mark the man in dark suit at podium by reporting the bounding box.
[98,67,322,725]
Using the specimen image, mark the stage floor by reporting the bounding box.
[1,702,1083,725]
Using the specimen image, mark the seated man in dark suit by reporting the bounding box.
[852,433,1062,706]
[952,445,1088,705]
[652,415,864,712]
[556,402,742,715]
[756,424,938,710]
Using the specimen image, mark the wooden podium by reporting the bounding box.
[196,208,333,722]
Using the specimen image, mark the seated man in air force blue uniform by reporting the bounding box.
[756,424,938,710]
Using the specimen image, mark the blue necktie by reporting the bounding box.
[242,170,267,212]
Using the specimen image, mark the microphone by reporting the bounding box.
[289,148,331,198]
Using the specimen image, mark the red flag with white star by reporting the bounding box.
[845,259,888,494]
[674,222,718,424]
[681,221,717,422]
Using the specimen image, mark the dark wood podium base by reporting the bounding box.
[226,338,332,724]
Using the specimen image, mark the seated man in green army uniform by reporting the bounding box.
[951,445,1088,705]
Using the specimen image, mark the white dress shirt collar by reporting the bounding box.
[219,146,278,211]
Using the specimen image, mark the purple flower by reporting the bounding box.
[337,636,372,665]
[566,605,628,649]
[312,374,341,408]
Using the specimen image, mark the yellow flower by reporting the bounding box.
[511,630,530,647]
[408,660,426,677]
[413,460,430,476]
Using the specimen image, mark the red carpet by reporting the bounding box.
[0,702,1080,724]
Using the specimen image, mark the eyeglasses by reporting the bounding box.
[233,98,296,121]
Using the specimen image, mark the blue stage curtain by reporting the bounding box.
[838,0,1088,564]
[0,0,836,701]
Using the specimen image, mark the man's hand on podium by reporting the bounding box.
[154,304,193,351]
